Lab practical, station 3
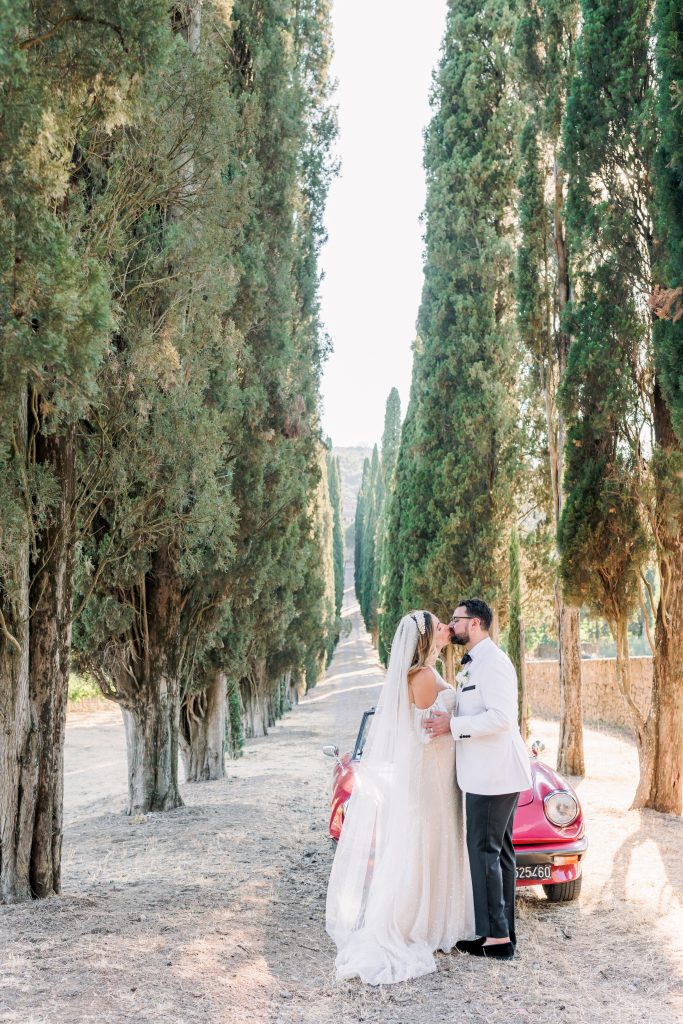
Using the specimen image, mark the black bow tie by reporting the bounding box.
[461,653,472,665]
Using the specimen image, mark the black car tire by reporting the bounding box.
[542,874,582,902]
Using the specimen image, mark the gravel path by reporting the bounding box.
[0,566,681,1024]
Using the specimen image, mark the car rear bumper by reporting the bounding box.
[514,835,587,887]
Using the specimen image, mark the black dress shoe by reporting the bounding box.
[482,941,515,960]
[455,937,486,954]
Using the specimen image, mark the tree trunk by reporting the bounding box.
[552,151,585,777]
[122,544,183,815]
[518,618,529,742]
[613,615,657,808]
[0,538,34,903]
[646,574,683,812]
[241,663,269,739]
[179,669,226,782]
[640,382,683,813]
[26,421,77,895]
[556,598,584,775]
[0,392,77,901]
[0,390,34,901]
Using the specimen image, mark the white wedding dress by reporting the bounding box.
[326,619,475,986]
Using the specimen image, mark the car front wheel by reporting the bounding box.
[542,875,582,902]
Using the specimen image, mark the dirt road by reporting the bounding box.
[1,568,681,1024]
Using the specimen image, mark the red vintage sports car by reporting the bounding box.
[323,708,586,902]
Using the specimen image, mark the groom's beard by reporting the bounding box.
[450,630,469,646]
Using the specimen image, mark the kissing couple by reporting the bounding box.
[325,599,532,985]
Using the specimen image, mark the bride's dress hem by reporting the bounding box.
[332,928,474,986]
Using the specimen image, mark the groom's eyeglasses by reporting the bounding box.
[450,616,475,623]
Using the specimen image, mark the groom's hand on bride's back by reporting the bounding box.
[423,710,451,738]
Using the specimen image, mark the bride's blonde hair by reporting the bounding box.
[407,610,437,674]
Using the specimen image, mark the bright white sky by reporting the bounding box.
[319,0,447,448]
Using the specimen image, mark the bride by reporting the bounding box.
[325,610,475,985]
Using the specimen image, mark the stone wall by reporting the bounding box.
[525,657,653,734]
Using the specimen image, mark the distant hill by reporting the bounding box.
[333,446,372,526]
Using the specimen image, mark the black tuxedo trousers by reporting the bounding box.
[465,791,520,940]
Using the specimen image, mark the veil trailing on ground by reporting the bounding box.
[325,615,435,984]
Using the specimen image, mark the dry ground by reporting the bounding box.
[1,571,682,1024]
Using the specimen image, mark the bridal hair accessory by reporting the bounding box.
[411,611,426,635]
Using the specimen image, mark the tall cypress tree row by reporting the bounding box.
[508,527,528,738]
[514,0,585,775]
[0,0,338,835]
[354,456,370,608]
[352,390,402,652]
[375,388,401,661]
[560,0,683,811]
[328,452,345,623]
[379,391,432,661]
[400,0,521,647]
[360,445,382,641]
[381,389,402,479]
[0,1,168,900]
[207,0,337,738]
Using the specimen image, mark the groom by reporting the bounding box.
[424,598,532,960]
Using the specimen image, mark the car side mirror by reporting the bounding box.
[322,744,340,758]
[531,739,546,757]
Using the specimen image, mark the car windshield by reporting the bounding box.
[352,708,375,760]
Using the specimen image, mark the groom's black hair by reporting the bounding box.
[455,598,493,631]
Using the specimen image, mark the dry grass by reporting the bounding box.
[1,583,681,1024]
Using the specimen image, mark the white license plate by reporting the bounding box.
[516,864,552,881]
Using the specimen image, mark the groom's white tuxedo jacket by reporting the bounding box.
[450,636,532,796]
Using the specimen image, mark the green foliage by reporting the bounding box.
[354,457,370,607]
[380,388,401,485]
[653,0,683,441]
[0,0,337,772]
[0,1,171,606]
[67,674,101,703]
[226,677,244,759]
[558,0,656,632]
[328,453,345,619]
[380,0,522,636]
[508,528,523,682]
[352,391,402,651]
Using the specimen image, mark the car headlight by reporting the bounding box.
[544,790,579,827]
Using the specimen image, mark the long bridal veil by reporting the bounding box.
[325,615,436,984]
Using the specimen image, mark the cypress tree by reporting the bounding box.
[73,0,240,810]
[650,0,683,812]
[360,445,382,640]
[0,0,168,900]
[380,388,402,484]
[328,453,345,622]
[354,457,370,607]
[560,0,683,810]
[508,527,528,739]
[398,0,522,647]
[375,388,402,662]
[514,0,585,774]
[379,392,431,662]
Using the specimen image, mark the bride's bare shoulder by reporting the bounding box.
[408,667,439,710]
